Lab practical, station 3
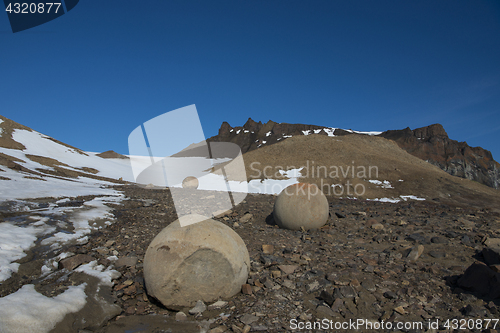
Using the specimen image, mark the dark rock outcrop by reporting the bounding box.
[208,118,333,154]
[379,124,499,189]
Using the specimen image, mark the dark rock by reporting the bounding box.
[335,212,346,218]
[482,247,500,266]
[407,233,426,243]
[457,262,500,298]
[383,291,397,299]
[319,290,334,306]
[361,280,376,292]
[461,304,488,317]
[379,124,499,189]
[428,251,446,258]
[260,254,284,265]
[430,236,449,244]
[339,286,357,299]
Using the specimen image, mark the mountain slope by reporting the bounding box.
[0,115,133,200]
[208,119,499,189]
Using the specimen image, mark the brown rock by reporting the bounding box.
[262,244,274,254]
[278,265,298,274]
[241,284,253,295]
[115,256,138,268]
[240,213,253,223]
[58,254,94,270]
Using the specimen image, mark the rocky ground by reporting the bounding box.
[3,184,500,333]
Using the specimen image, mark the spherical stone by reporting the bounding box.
[144,217,250,310]
[182,176,199,189]
[273,183,329,230]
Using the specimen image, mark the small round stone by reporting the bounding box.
[144,217,250,310]
[182,176,199,189]
[273,183,329,230]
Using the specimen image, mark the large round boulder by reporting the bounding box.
[143,216,250,310]
[273,183,329,230]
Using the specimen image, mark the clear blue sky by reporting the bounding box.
[1,1,499,160]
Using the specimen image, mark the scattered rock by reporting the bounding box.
[430,236,448,244]
[208,300,228,310]
[241,284,253,295]
[406,245,424,261]
[189,300,207,315]
[115,256,138,268]
[428,250,446,258]
[239,213,253,223]
[262,244,274,254]
[483,247,500,266]
[240,314,259,325]
[175,311,187,321]
[58,254,94,270]
[278,265,298,274]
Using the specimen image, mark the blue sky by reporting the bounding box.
[1,1,499,160]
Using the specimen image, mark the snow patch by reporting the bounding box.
[0,283,87,333]
[75,261,120,286]
[0,222,55,282]
[368,180,393,189]
[367,195,426,203]
[324,128,336,137]
[41,195,123,249]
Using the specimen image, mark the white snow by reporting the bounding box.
[41,195,123,249]
[367,197,401,203]
[75,261,120,286]
[265,131,272,137]
[324,128,336,137]
[0,128,134,200]
[302,130,311,135]
[0,222,55,282]
[343,129,383,135]
[0,166,122,200]
[400,195,426,201]
[0,119,3,136]
[236,129,241,134]
[0,283,87,333]
[367,195,426,203]
[368,179,393,189]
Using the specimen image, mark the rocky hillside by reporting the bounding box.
[208,119,499,189]
[379,124,499,189]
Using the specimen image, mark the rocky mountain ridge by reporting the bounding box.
[208,119,499,189]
